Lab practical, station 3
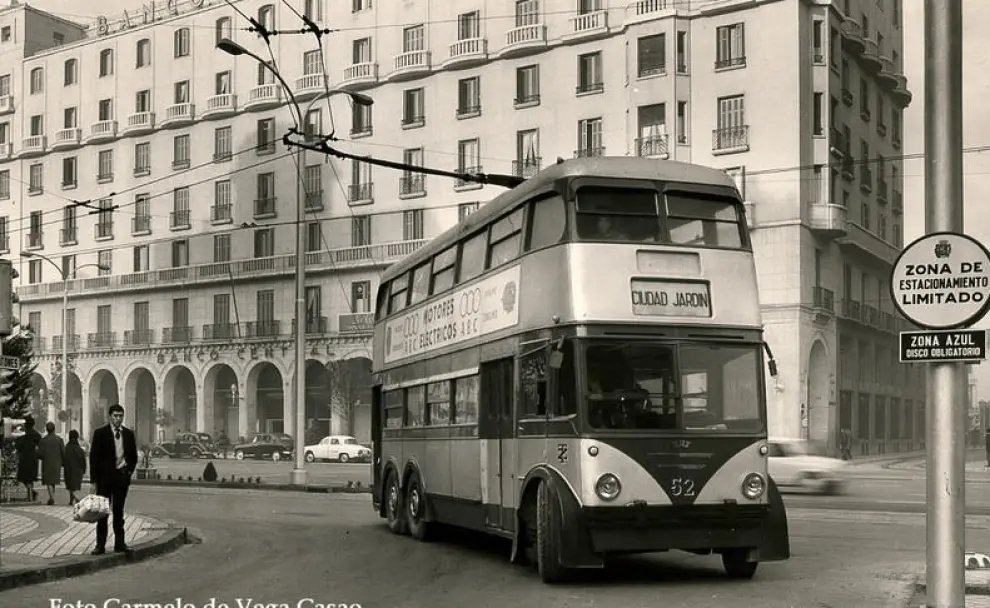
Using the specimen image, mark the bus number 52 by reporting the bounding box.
[669,477,696,497]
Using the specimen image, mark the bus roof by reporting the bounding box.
[382,157,741,282]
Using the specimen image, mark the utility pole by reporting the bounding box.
[924,1,966,606]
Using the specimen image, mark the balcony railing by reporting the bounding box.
[163,326,193,343]
[95,222,113,239]
[830,127,846,156]
[17,239,428,301]
[52,334,80,351]
[456,104,481,118]
[841,299,861,320]
[254,198,276,217]
[170,209,191,228]
[292,316,328,334]
[124,329,154,346]
[211,204,232,223]
[455,165,483,189]
[60,227,77,245]
[132,216,151,234]
[636,134,668,158]
[574,146,605,158]
[28,231,43,249]
[348,183,373,202]
[305,191,324,211]
[87,332,116,349]
[576,81,604,95]
[399,175,426,196]
[203,323,239,341]
[813,286,835,313]
[712,126,749,152]
[246,320,281,338]
[512,158,542,178]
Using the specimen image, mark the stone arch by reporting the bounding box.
[245,361,285,437]
[86,368,120,439]
[123,367,157,446]
[56,371,84,436]
[806,338,831,451]
[204,363,239,440]
[162,365,198,435]
[27,372,48,425]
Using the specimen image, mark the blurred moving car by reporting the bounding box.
[767,438,847,495]
[232,433,293,461]
[303,435,371,463]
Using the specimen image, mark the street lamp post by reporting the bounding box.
[21,252,109,437]
[216,39,373,486]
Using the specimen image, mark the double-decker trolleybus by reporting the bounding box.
[369,157,789,583]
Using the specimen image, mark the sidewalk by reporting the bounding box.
[907,569,990,607]
[0,501,189,590]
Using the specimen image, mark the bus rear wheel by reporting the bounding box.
[384,470,407,535]
[535,481,567,583]
[406,473,432,541]
[721,549,758,579]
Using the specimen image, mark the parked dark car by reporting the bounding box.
[151,432,217,459]
[232,433,293,461]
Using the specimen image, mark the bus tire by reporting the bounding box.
[384,469,407,535]
[406,473,432,542]
[721,549,758,579]
[535,481,567,583]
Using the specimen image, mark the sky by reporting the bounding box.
[19,0,990,395]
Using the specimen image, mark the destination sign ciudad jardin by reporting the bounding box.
[94,0,217,36]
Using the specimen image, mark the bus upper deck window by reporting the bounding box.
[665,192,745,248]
[526,194,566,251]
[574,187,661,243]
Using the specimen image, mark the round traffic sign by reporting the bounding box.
[889,231,990,330]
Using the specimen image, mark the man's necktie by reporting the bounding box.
[115,429,120,440]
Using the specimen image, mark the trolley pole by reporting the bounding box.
[924,1,966,606]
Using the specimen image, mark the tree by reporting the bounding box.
[2,322,38,421]
[325,359,372,423]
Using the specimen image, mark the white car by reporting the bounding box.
[767,438,847,495]
[966,552,990,570]
[303,435,371,463]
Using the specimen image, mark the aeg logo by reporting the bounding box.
[459,288,482,317]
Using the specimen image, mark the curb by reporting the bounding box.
[0,526,194,591]
[913,580,990,596]
[130,478,373,494]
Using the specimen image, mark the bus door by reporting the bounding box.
[371,385,383,507]
[479,357,514,531]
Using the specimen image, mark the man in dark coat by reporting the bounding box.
[89,404,138,554]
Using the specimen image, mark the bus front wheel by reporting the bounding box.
[721,549,758,579]
[535,481,567,583]
[384,470,407,535]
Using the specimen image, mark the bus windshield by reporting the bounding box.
[584,340,764,432]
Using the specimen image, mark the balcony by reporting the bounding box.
[859,166,873,193]
[712,126,749,154]
[339,312,373,333]
[211,203,232,224]
[498,24,547,58]
[292,316,328,335]
[454,165,484,191]
[161,103,195,128]
[348,182,373,204]
[812,286,835,316]
[19,135,47,158]
[17,239,428,303]
[246,84,282,110]
[877,178,889,204]
[512,158,542,178]
[830,127,846,158]
[203,323,238,341]
[339,62,379,89]
[27,231,43,249]
[254,197,276,218]
[87,120,118,144]
[95,222,113,240]
[170,209,191,229]
[304,190,324,211]
[564,10,608,43]
[132,215,152,235]
[636,134,669,159]
[52,128,82,151]
[51,335,80,351]
[841,156,854,180]
[202,94,237,119]
[574,146,605,158]
[294,73,324,99]
[123,329,154,347]
[808,202,848,238]
[0,143,12,160]
[246,320,281,338]
[123,111,155,137]
[878,57,898,89]
[387,50,432,82]
[625,0,674,26]
[0,95,13,115]
[836,221,899,265]
[399,175,426,198]
[840,20,865,54]
[87,332,116,350]
[892,188,903,215]
[442,38,488,70]
[861,38,883,73]
[839,299,861,323]
[456,103,481,119]
[892,74,913,107]
[59,227,77,246]
[163,326,193,344]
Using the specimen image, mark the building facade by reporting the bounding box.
[0,0,921,455]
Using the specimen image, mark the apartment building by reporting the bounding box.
[0,0,919,454]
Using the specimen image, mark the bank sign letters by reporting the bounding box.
[95,0,215,36]
[891,232,990,364]
[383,265,521,365]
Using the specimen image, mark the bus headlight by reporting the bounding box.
[595,473,622,501]
[741,473,766,500]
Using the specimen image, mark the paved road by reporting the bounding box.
[4,486,976,607]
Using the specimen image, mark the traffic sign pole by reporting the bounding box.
[924,2,965,605]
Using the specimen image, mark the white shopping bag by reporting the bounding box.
[73,494,111,523]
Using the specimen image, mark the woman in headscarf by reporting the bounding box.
[38,421,64,505]
[63,429,86,505]
[14,417,42,501]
